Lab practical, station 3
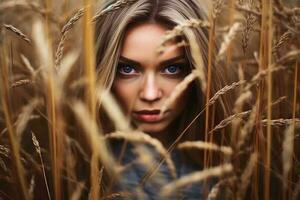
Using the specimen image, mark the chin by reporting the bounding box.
[136,123,168,135]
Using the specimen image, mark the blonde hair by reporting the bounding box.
[95,0,232,145]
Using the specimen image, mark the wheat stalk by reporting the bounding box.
[0,26,29,200]
[70,182,85,200]
[233,90,252,113]
[0,157,8,172]
[3,24,31,44]
[243,66,285,92]
[237,104,257,149]
[237,153,258,200]
[31,131,51,200]
[29,0,60,24]
[209,110,252,134]
[15,98,41,139]
[55,8,84,68]
[240,0,256,54]
[101,192,131,200]
[99,90,132,132]
[260,118,300,127]
[29,175,35,199]
[33,21,60,197]
[275,50,300,65]
[161,70,200,114]
[0,0,29,10]
[289,62,299,198]
[207,177,236,200]
[11,79,34,88]
[92,0,138,22]
[264,2,274,198]
[271,96,287,107]
[235,2,261,17]
[208,80,246,106]
[160,164,233,197]
[217,22,242,60]
[203,5,217,168]
[177,141,233,156]
[82,2,100,197]
[212,0,224,18]
[57,50,80,87]
[0,145,9,172]
[72,101,118,176]
[0,145,9,157]
[207,180,222,200]
[158,19,210,53]
[20,54,35,76]
[272,30,292,55]
[282,125,295,192]
[175,40,188,49]
[33,18,64,200]
[189,31,208,95]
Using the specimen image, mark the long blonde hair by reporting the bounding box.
[94,0,232,145]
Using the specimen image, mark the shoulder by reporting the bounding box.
[172,150,219,199]
[107,139,220,199]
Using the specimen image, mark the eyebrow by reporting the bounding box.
[119,56,141,67]
[119,55,186,67]
[160,55,186,66]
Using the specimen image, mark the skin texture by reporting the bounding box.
[112,23,190,145]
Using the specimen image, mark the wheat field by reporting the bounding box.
[0,0,299,199]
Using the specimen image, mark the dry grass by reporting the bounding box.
[92,0,138,22]
[160,164,233,197]
[3,24,31,44]
[177,141,233,157]
[0,0,299,199]
[99,90,132,132]
[1,22,29,199]
[217,22,242,60]
[55,8,85,68]
[31,131,51,200]
[158,18,210,54]
[160,70,200,114]
[237,153,258,200]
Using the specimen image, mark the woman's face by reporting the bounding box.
[112,23,189,135]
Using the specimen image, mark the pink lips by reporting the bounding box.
[133,110,162,122]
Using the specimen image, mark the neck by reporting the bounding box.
[147,123,179,148]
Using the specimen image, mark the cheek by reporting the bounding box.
[173,89,189,111]
[112,80,139,113]
[161,78,184,98]
[164,79,190,111]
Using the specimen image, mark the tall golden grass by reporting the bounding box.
[0,0,299,199]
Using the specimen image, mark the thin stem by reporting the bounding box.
[83,0,99,198]
[204,12,215,168]
[289,62,298,199]
[0,40,30,200]
[39,144,51,199]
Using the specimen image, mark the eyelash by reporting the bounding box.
[117,63,139,75]
[162,64,183,75]
[116,63,186,77]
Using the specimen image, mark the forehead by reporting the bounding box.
[121,23,183,65]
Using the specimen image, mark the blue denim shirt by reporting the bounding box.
[109,140,218,200]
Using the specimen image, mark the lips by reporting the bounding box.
[132,109,163,122]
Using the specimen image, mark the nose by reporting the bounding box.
[139,73,162,102]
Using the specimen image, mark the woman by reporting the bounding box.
[94,0,232,199]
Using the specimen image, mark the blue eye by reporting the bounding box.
[163,64,182,74]
[117,64,137,75]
